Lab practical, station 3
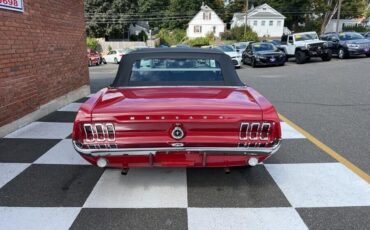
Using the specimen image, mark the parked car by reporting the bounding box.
[102,49,133,64]
[87,50,100,66]
[263,39,282,47]
[321,32,370,58]
[214,45,242,68]
[72,48,282,170]
[242,42,286,67]
[233,42,251,53]
[280,31,332,64]
[364,32,370,39]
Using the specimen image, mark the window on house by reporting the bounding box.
[194,25,202,33]
[203,12,211,20]
[253,20,257,26]
[277,21,282,27]
[269,21,273,26]
[213,26,216,33]
[261,21,266,26]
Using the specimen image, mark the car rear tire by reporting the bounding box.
[114,58,119,64]
[338,48,348,59]
[295,50,307,64]
[102,58,107,64]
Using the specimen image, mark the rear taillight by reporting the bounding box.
[239,122,273,141]
[83,123,115,142]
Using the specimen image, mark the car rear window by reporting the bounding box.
[129,58,224,83]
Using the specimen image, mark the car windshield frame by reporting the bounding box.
[294,33,318,41]
[111,49,244,87]
[129,58,224,84]
[216,45,235,52]
[252,43,278,52]
[339,32,365,41]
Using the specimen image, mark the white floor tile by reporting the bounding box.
[58,103,82,112]
[280,122,306,139]
[0,207,80,230]
[5,122,73,139]
[188,208,308,230]
[265,163,370,207]
[84,168,187,208]
[0,163,30,188]
[34,140,90,165]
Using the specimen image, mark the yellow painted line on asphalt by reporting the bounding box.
[279,113,370,184]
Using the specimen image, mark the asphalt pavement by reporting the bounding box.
[89,57,370,175]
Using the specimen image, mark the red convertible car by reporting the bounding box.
[73,48,281,170]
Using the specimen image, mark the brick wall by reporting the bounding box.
[0,0,89,127]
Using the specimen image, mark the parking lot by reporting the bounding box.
[1,57,370,229]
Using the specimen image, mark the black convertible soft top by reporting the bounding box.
[111,48,244,87]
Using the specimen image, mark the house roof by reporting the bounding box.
[232,3,285,22]
[248,3,285,19]
[188,3,224,25]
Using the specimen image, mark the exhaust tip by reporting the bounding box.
[248,157,259,167]
[97,158,108,168]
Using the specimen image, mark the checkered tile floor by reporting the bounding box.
[1,97,370,230]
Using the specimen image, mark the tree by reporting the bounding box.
[312,0,368,34]
[86,37,99,50]
[85,0,138,39]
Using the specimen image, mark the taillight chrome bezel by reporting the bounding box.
[83,123,116,142]
[239,122,273,141]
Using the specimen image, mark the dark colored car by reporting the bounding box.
[263,40,282,47]
[242,42,286,68]
[87,50,100,66]
[321,32,370,59]
[363,32,370,39]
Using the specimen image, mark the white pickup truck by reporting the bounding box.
[280,32,332,64]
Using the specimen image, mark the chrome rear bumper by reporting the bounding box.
[73,140,282,157]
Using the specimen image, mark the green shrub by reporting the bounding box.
[184,37,211,47]
[108,45,112,52]
[242,31,259,42]
[156,29,186,46]
[206,32,215,41]
[138,31,148,41]
[229,26,259,42]
[130,34,138,41]
[220,31,233,40]
[86,37,99,50]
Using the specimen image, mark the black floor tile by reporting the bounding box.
[265,139,337,164]
[0,138,61,163]
[187,166,291,208]
[71,208,188,230]
[0,164,103,207]
[297,207,370,230]
[38,111,77,123]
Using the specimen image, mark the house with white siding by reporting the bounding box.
[186,3,225,39]
[231,3,286,38]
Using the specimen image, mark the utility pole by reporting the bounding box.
[244,0,249,37]
[336,0,343,33]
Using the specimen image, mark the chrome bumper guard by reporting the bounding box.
[73,140,282,157]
